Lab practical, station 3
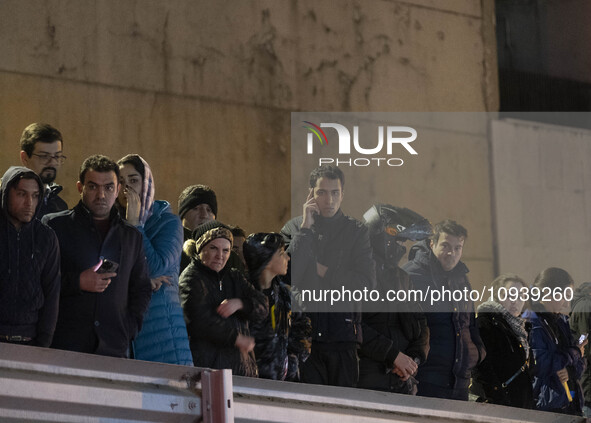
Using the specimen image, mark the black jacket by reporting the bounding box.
[42,201,152,358]
[249,278,312,381]
[179,259,268,376]
[402,240,485,395]
[0,166,61,346]
[281,210,375,345]
[358,263,429,393]
[471,312,533,408]
[38,183,68,218]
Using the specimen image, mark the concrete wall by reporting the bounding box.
[491,118,591,285]
[0,1,498,285]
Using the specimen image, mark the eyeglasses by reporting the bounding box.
[31,153,67,165]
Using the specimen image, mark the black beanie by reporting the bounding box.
[243,233,285,285]
[178,184,218,220]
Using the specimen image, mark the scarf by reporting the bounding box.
[478,300,529,359]
[136,155,155,226]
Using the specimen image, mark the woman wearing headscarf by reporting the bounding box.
[471,273,533,408]
[179,223,268,376]
[117,154,193,365]
[243,232,311,381]
[523,267,586,415]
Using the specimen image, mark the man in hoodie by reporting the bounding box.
[42,155,152,358]
[402,219,485,400]
[281,165,375,387]
[570,282,591,415]
[0,166,61,347]
[19,123,68,217]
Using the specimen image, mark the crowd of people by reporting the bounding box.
[1,122,590,416]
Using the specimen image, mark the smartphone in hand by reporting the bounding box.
[97,258,119,274]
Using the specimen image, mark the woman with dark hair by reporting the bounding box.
[116,154,193,365]
[471,273,533,408]
[179,225,267,376]
[243,233,311,381]
[523,267,585,415]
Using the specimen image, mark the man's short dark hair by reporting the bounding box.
[431,219,468,244]
[20,123,63,157]
[79,155,120,184]
[230,225,246,239]
[309,165,345,189]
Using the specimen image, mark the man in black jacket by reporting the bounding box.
[19,123,68,217]
[0,166,61,347]
[281,165,375,387]
[402,219,485,400]
[358,204,431,395]
[43,155,151,358]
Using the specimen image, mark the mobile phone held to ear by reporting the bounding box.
[579,333,588,345]
[97,258,119,274]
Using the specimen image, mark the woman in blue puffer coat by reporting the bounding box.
[117,154,193,366]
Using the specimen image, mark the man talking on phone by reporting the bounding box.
[43,155,151,358]
[281,165,375,387]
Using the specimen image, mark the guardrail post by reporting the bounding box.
[201,369,234,423]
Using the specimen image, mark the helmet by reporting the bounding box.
[363,204,432,265]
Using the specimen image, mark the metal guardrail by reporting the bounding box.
[0,342,232,422]
[0,343,584,423]
[232,376,584,423]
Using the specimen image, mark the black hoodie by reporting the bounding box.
[0,166,61,346]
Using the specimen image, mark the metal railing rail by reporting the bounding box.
[0,343,584,423]
[0,342,232,422]
[232,376,584,423]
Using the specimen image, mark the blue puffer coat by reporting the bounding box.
[132,200,193,365]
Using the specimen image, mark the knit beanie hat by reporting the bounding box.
[243,232,285,284]
[191,220,228,242]
[194,226,233,255]
[178,184,218,220]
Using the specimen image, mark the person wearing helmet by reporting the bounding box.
[358,204,431,395]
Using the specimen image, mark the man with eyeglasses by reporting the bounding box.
[42,155,152,358]
[19,123,68,217]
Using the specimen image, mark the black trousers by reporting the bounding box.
[301,344,359,387]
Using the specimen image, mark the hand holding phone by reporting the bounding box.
[96,258,119,274]
[80,257,118,293]
[301,189,320,229]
